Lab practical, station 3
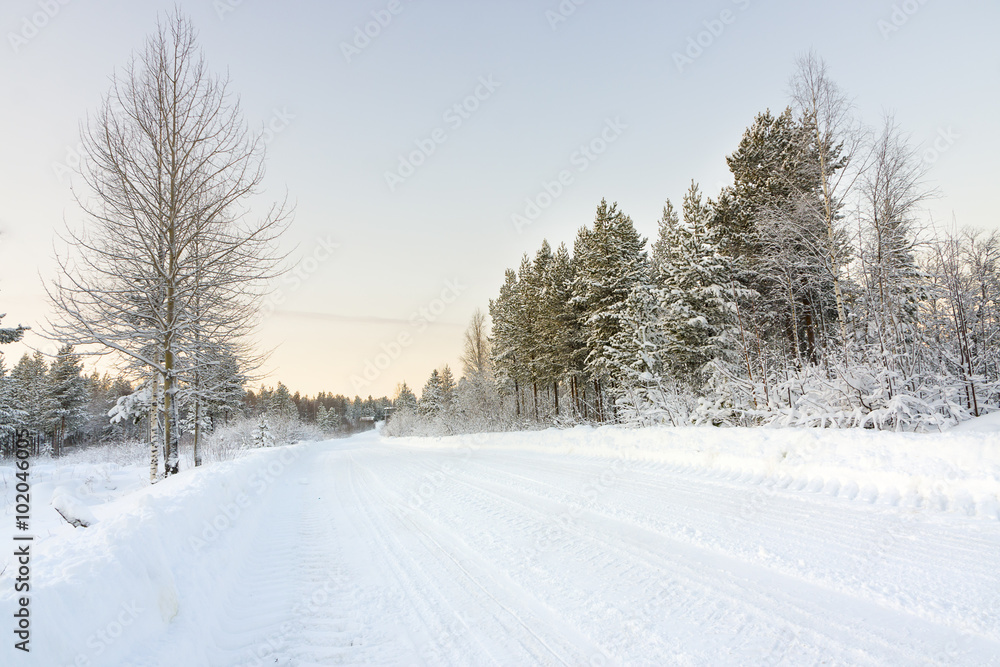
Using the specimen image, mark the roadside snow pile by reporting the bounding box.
[951,411,1000,433]
[51,488,99,527]
[394,423,1000,520]
[1,459,148,539]
[0,443,305,666]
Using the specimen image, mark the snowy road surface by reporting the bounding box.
[4,426,1000,665]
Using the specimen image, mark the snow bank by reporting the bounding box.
[51,489,99,528]
[391,424,1000,520]
[0,443,307,666]
[951,411,1000,433]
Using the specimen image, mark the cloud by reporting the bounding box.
[273,309,463,328]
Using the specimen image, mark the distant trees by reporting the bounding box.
[394,382,418,412]
[0,346,138,453]
[0,337,392,458]
[0,308,28,441]
[47,346,89,454]
[45,11,288,477]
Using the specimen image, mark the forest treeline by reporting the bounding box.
[0,338,389,457]
[388,54,999,435]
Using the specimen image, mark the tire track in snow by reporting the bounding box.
[105,435,1000,665]
[123,452,312,666]
[374,446,999,664]
[402,458,899,665]
[346,450,612,665]
[447,448,1000,634]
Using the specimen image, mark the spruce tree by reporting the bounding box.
[9,352,59,441]
[439,365,456,409]
[395,382,418,411]
[48,345,89,454]
[420,369,444,415]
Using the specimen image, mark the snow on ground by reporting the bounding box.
[952,411,1000,433]
[1,424,999,665]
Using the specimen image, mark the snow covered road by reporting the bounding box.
[5,426,1000,665]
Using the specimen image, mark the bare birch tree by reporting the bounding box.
[789,51,869,348]
[45,11,289,479]
[856,115,932,380]
[460,309,492,381]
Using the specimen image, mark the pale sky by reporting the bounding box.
[1,0,997,398]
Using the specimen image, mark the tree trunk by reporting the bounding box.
[150,373,159,483]
[193,397,202,467]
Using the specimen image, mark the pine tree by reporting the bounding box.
[439,365,456,410]
[48,345,89,454]
[651,200,681,286]
[713,107,841,366]
[539,243,582,418]
[420,369,444,415]
[489,269,528,416]
[0,313,26,345]
[0,310,25,440]
[521,243,554,419]
[395,382,418,411]
[572,200,650,419]
[0,354,24,440]
[9,352,59,443]
[253,413,274,448]
[607,280,673,423]
[267,382,298,421]
[657,183,735,383]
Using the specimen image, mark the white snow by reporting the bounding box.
[951,411,1000,433]
[2,426,999,665]
[50,488,98,528]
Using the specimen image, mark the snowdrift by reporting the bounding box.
[0,443,307,665]
[393,422,1000,520]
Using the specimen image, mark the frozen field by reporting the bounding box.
[2,423,999,665]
